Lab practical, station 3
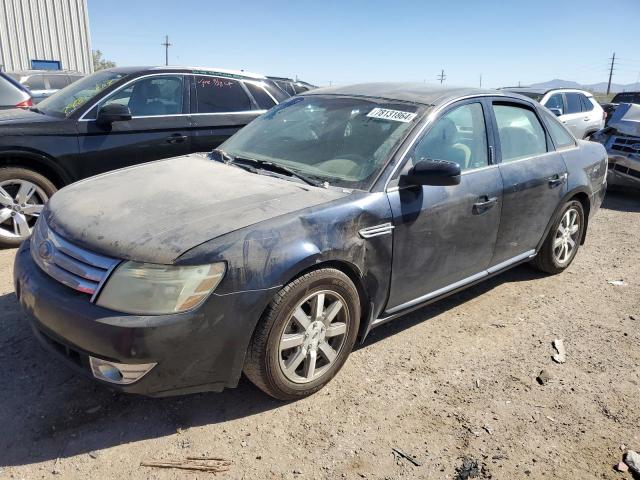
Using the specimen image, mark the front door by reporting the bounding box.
[488,100,568,266]
[189,75,262,152]
[386,100,502,312]
[76,74,191,178]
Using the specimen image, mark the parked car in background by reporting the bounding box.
[591,102,640,189]
[267,76,316,96]
[0,72,33,109]
[601,91,640,123]
[0,66,289,247]
[503,87,605,139]
[6,70,84,103]
[13,84,607,400]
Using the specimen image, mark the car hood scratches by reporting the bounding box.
[44,155,348,264]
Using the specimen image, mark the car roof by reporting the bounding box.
[303,82,506,106]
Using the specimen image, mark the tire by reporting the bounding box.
[532,200,585,274]
[0,167,57,248]
[244,268,361,401]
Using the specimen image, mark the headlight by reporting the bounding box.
[96,261,225,315]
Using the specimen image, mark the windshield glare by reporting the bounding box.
[37,70,126,117]
[220,96,420,190]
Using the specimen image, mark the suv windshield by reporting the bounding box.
[37,70,126,117]
[220,96,421,190]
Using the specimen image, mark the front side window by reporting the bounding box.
[494,104,547,162]
[541,110,575,149]
[221,96,420,190]
[411,102,488,171]
[544,94,564,113]
[99,75,184,117]
[194,76,252,113]
[565,93,582,114]
[37,70,127,117]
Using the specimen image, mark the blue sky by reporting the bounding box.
[88,0,640,88]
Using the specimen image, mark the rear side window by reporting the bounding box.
[579,94,594,112]
[194,76,252,113]
[24,75,45,90]
[412,102,488,172]
[565,93,582,114]
[275,80,295,96]
[541,110,575,149]
[46,75,71,90]
[244,82,276,109]
[544,94,564,112]
[494,104,547,162]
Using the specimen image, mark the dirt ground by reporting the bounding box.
[1,189,639,480]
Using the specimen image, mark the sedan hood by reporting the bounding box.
[45,155,348,264]
[0,107,59,125]
[608,103,640,138]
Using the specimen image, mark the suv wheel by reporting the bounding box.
[0,167,56,248]
[532,200,585,274]
[244,268,360,400]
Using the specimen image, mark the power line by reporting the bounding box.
[437,69,446,84]
[161,35,172,66]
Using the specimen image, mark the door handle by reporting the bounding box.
[548,172,568,187]
[583,117,590,121]
[473,196,498,214]
[166,133,187,144]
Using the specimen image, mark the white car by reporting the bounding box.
[503,88,605,139]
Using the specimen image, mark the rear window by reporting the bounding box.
[47,75,71,90]
[612,92,640,104]
[0,74,29,104]
[194,76,252,113]
[244,82,276,109]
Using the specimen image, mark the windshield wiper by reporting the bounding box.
[28,106,44,114]
[210,148,235,163]
[233,157,326,188]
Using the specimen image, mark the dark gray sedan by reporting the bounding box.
[14,84,607,400]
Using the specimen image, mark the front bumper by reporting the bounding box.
[13,242,277,397]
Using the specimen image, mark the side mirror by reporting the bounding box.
[96,103,132,124]
[401,159,461,187]
[548,107,563,117]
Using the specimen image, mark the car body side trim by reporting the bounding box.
[375,248,536,322]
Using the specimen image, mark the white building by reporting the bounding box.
[0,0,92,74]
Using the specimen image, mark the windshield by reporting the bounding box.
[37,70,126,117]
[220,96,421,190]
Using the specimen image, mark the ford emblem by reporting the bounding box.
[38,240,54,261]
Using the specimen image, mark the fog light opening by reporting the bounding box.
[89,356,157,385]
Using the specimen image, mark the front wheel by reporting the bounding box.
[532,200,585,274]
[244,268,361,400]
[0,167,56,248]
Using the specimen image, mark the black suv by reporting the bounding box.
[0,66,288,247]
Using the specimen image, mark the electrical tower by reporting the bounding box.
[607,52,616,95]
[437,69,446,84]
[162,35,172,66]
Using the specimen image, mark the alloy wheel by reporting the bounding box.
[553,207,580,265]
[0,180,47,241]
[278,290,349,384]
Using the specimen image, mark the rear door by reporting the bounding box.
[189,74,263,152]
[488,99,568,266]
[76,74,191,178]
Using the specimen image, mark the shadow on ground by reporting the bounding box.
[602,188,640,213]
[0,260,545,468]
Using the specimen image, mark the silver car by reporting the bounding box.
[503,88,605,139]
[6,70,84,103]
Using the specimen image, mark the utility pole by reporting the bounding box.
[437,69,446,84]
[162,35,171,66]
[479,74,482,88]
[607,52,616,95]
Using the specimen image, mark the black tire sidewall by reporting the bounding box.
[262,270,360,398]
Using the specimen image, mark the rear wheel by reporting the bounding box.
[532,200,585,274]
[244,268,360,400]
[0,167,56,248]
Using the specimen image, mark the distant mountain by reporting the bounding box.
[527,78,640,93]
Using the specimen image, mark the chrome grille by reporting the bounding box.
[30,219,119,299]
